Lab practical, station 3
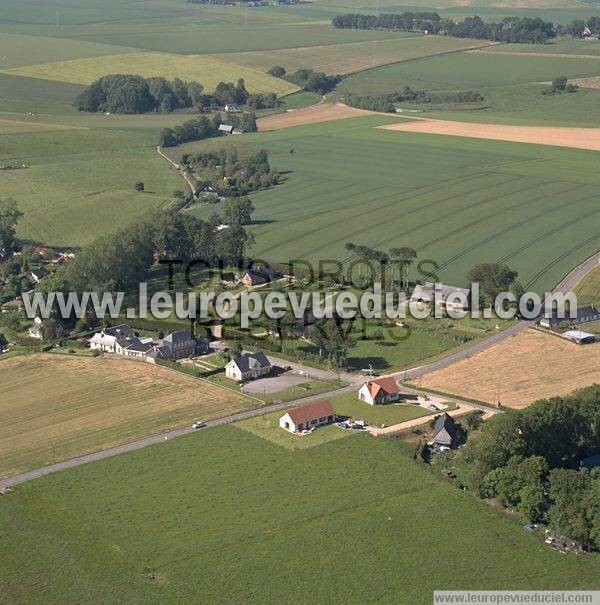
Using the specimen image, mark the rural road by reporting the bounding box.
[156,145,197,198]
[1,253,597,491]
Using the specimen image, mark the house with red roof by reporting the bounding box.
[358,377,403,406]
[279,400,336,434]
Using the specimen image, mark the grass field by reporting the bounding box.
[0,354,256,479]
[574,264,600,306]
[5,51,298,95]
[1,126,181,246]
[1,426,599,603]
[186,115,600,293]
[209,35,490,75]
[419,329,600,408]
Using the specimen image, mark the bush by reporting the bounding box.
[134,182,145,191]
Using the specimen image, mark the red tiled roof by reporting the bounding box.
[286,400,335,425]
[364,376,401,398]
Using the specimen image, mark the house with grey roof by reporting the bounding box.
[225,351,272,382]
[540,305,600,329]
[432,413,460,447]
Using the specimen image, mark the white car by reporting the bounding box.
[192,421,206,429]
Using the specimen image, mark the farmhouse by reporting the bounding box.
[279,399,336,434]
[225,352,272,381]
[540,305,600,329]
[240,266,283,287]
[410,282,471,313]
[90,324,136,354]
[28,316,43,340]
[432,413,459,447]
[358,376,403,405]
[29,267,48,284]
[123,340,154,359]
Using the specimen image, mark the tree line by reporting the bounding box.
[332,12,600,43]
[76,75,265,114]
[451,385,600,550]
[158,112,257,147]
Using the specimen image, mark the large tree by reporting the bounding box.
[467,262,518,305]
[0,198,23,252]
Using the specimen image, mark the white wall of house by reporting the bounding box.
[225,361,243,381]
[279,413,296,433]
[358,384,376,405]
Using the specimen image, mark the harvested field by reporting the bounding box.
[0,353,256,478]
[379,119,600,152]
[419,329,600,408]
[0,118,84,134]
[571,76,600,89]
[257,103,374,130]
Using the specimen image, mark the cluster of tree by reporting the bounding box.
[41,211,254,324]
[467,262,520,307]
[246,92,278,109]
[559,16,600,38]
[268,66,341,94]
[544,76,579,95]
[0,198,23,254]
[76,75,261,114]
[182,148,278,196]
[344,88,484,112]
[307,317,355,374]
[454,385,600,549]
[158,112,257,147]
[333,13,558,44]
[344,243,417,289]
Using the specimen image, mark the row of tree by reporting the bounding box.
[452,385,600,549]
[158,112,257,147]
[267,66,341,94]
[344,88,484,112]
[333,13,566,44]
[76,75,261,114]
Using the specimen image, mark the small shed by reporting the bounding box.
[562,330,595,344]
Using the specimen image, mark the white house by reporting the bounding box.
[225,352,272,381]
[279,400,335,434]
[358,377,404,406]
[89,324,136,354]
[28,316,43,340]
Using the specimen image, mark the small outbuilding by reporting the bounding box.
[562,330,596,344]
[432,413,459,447]
[279,399,336,434]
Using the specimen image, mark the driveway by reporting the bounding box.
[242,372,314,394]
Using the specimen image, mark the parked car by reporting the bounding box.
[192,421,206,429]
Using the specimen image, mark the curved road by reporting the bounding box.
[1,252,598,491]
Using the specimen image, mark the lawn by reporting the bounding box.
[0,353,256,478]
[186,115,600,293]
[419,328,600,408]
[5,51,298,95]
[1,426,599,603]
[574,263,600,306]
[2,126,182,247]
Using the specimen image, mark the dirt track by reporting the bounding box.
[257,103,373,131]
[379,119,600,152]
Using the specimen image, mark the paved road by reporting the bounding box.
[2,253,597,491]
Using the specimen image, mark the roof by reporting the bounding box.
[362,376,402,398]
[410,282,470,303]
[103,324,135,338]
[563,330,595,341]
[581,453,600,471]
[232,351,271,372]
[218,124,233,133]
[433,413,458,440]
[163,330,194,346]
[542,305,600,322]
[285,400,335,425]
[125,340,153,353]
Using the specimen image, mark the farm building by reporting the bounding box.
[28,316,43,340]
[225,352,272,381]
[279,400,336,434]
[562,330,596,344]
[410,282,471,313]
[123,340,154,359]
[239,266,283,287]
[540,305,600,329]
[29,267,48,284]
[218,124,234,134]
[90,324,136,354]
[432,413,459,447]
[358,376,404,405]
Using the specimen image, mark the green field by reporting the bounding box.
[2,426,599,603]
[5,51,298,95]
[185,115,600,292]
[574,264,600,306]
[2,126,181,246]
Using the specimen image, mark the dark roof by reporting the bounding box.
[163,330,194,346]
[126,340,153,353]
[233,351,271,372]
[104,324,135,338]
[31,267,48,278]
[581,453,600,471]
[433,413,458,444]
[286,400,335,425]
[542,305,600,322]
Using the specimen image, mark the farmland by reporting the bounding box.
[574,264,600,306]
[418,329,600,408]
[0,353,255,479]
[186,115,600,293]
[4,52,298,95]
[1,426,599,603]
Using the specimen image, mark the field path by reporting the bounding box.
[467,49,600,61]
[379,119,600,152]
[156,145,197,198]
